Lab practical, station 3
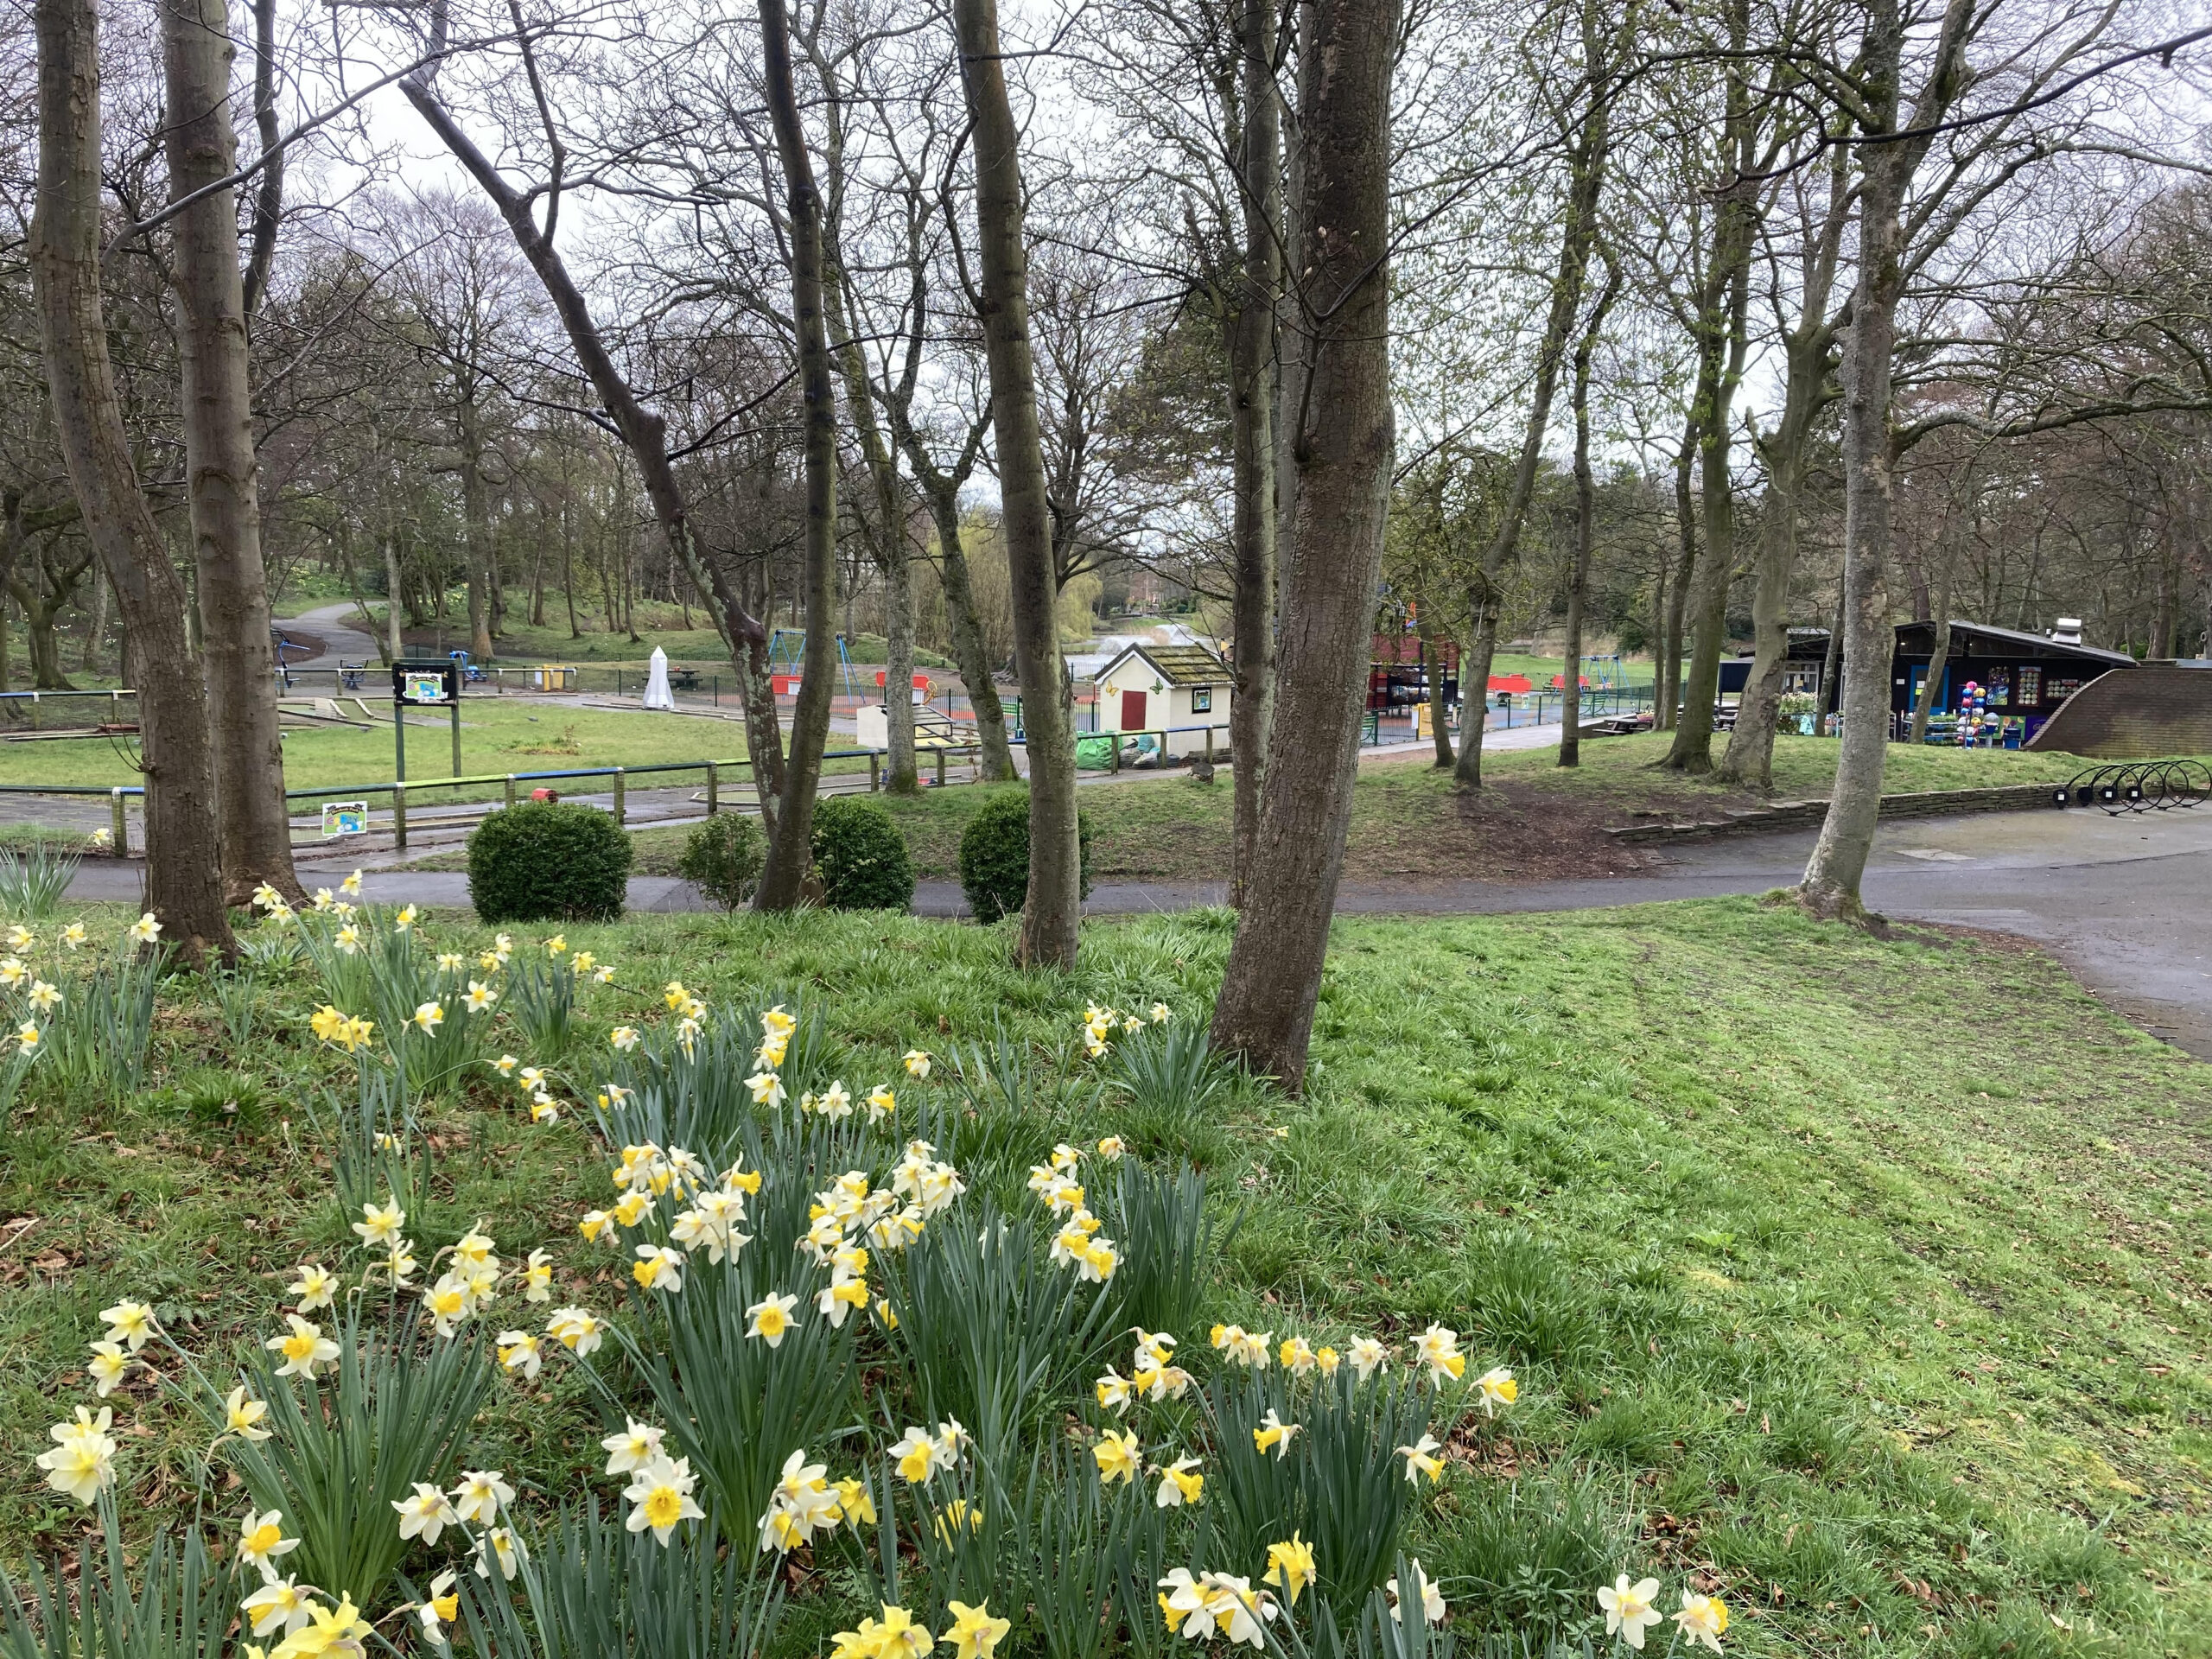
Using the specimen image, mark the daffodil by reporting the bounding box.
[611,1025,640,1052]
[35,1407,118,1504]
[14,1020,39,1052]
[127,912,162,944]
[1674,1592,1727,1652]
[224,1385,272,1442]
[1263,1535,1316,1607]
[392,1481,459,1544]
[86,1339,130,1396]
[1413,1323,1465,1384]
[1202,1574,1275,1649]
[1094,1427,1141,1485]
[903,1048,931,1078]
[1388,1560,1446,1626]
[1280,1336,1317,1374]
[60,921,87,949]
[242,1576,312,1637]
[521,1247,554,1302]
[867,1084,896,1122]
[271,1592,370,1659]
[1475,1365,1517,1414]
[450,1468,514,1524]
[340,870,363,896]
[1096,1367,1132,1414]
[497,1330,543,1380]
[416,1570,459,1645]
[745,1067,785,1108]
[289,1263,336,1313]
[0,957,23,988]
[410,1001,445,1033]
[1349,1336,1390,1380]
[267,1314,340,1380]
[1155,1453,1204,1508]
[493,1053,518,1076]
[1253,1409,1300,1459]
[334,925,360,955]
[436,950,465,973]
[632,1243,684,1292]
[475,1526,526,1581]
[835,1476,876,1526]
[1097,1135,1126,1159]
[931,1498,983,1545]
[543,933,566,955]
[1598,1577,1663,1649]
[624,1453,705,1544]
[944,1601,1009,1659]
[99,1299,157,1351]
[464,980,498,1013]
[746,1290,799,1345]
[28,980,60,1012]
[547,1306,604,1355]
[1158,1568,1207,1639]
[237,1509,300,1576]
[835,1606,935,1659]
[1399,1432,1445,1484]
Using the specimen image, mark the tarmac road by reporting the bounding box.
[56,801,2212,1062]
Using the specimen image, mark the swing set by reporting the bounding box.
[766,630,867,702]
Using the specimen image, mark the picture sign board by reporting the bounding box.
[393,660,461,705]
[321,801,368,838]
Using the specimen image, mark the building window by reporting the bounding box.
[1191,686,1212,714]
[2016,666,2040,707]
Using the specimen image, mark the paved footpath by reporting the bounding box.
[60,803,2212,1062]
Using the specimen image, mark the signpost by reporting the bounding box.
[321,801,368,838]
[392,658,463,783]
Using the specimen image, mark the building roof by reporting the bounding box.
[1897,619,2136,668]
[1097,642,1231,687]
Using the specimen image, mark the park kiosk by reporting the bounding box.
[1888,620,2135,742]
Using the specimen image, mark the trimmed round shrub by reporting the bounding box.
[809,797,915,912]
[677,813,767,910]
[467,801,632,924]
[956,790,1093,924]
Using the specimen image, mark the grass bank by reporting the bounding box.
[2,898,2205,1656]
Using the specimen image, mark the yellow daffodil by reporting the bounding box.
[867,1084,895,1122]
[242,1576,311,1638]
[1263,1535,1316,1606]
[237,1509,299,1574]
[1280,1336,1317,1374]
[1094,1427,1141,1485]
[746,1290,799,1346]
[1253,1409,1300,1459]
[224,1385,272,1442]
[1475,1365,1517,1415]
[270,1592,370,1659]
[1674,1593,1727,1652]
[497,1330,543,1380]
[944,1602,1008,1659]
[546,1306,604,1355]
[464,980,498,1013]
[1413,1323,1466,1385]
[267,1314,339,1380]
[1155,1453,1204,1509]
[1097,1135,1126,1160]
[903,1048,931,1078]
[1598,1577,1663,1650]
[99,1298,157,1351]
[340,870,363,895]
[416,1570,459,1646]
[289,1263,336,1313]
[410,1001,445,1033]
[11,1021,32,1052]
[611,1025,640,1052]
[544,934,566,955]
[624,1453,705,1543]
[632,1244,684,1292]
[835,1476,876,1526]
[1399,1432,1445,1484]
[86,1339,130,1396]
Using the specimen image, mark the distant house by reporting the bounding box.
[1093,642,1233,757]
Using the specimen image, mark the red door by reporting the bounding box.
[1120,689,1147,731]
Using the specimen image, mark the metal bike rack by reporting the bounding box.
[2052,759,2210,815]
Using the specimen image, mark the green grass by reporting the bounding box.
[3,899,2206,1656]
[0,702,774,798]
[611,735,2123,887]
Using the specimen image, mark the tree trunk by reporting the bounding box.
[31,0,233,959]
[1209,0,1399,1092]
[1558,256,1620,770]
[161,0,299,902]
[1910,520,1959,744]
[1720,320,1834,785]
[1452,0,1617,791]
[1657,415,1698,729]
[952,0,1082,967]
[1662,8,1757,775]
[382,535,404,663]
[400,54,788,832]
[1424,626,1454,767]
[1797,0,1974,920]
[456,392,494,662]
[1814,584,1844,734]
[1225,0,1281,907]
[822,232,918,793]
[79,555,107,673]
[752,0,838,909]
[925,486,1016,780]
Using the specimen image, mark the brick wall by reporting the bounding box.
[2024,667,2212,758]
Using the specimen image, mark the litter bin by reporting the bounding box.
[529,665,577,691]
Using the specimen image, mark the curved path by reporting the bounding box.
[59,803,2212,1061]
[276,601,382,669]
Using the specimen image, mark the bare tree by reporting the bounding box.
[950,0,1082,966]
[30,0,232,957]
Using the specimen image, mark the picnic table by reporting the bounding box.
[669,666,702,691]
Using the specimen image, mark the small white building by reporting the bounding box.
[1092,642,1234,758]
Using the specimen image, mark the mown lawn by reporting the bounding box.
[3,897,2206,1656]
[607,735,2120,886]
